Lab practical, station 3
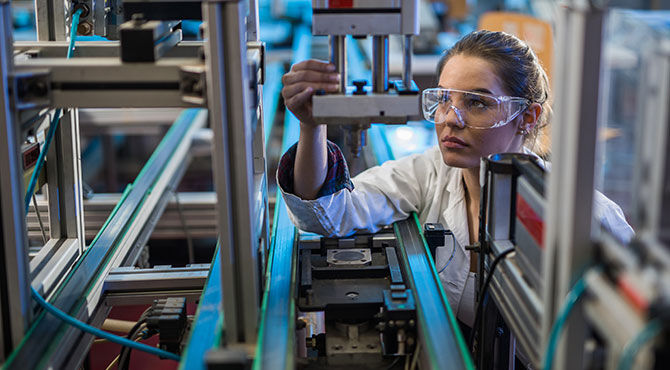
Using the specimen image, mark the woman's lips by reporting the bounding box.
[441,135,468,149]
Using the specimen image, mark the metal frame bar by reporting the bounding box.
[0,1,31,360]
[203,0,261,345]
[394,216,474,370]
[542,3,605,369]
[4,109,207,369]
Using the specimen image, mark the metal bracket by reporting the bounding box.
[179,65,207,106]
[11,69,51,110]
[247,41,265,85]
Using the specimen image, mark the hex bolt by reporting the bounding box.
[77,21,93,36]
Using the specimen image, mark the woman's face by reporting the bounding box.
[434,54,525,169]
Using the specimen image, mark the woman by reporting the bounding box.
[277,31,633,327]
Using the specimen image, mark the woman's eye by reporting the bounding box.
[466,97,488,109]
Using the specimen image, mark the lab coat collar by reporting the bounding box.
[442,166,471,254]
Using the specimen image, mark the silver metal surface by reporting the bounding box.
[312,14,402,36]
[14,57,203,108]
[312,92,420,124]
[203,0,262,345]
[0,1,30,358]
[372,36,389,93]
[402,35,412,88]
[30,238,80,300]
[330,35,346,93]
[35,0,66,41]
[104,265,209,292]
[543,4,605,369]
[104,290,203,306]
[28,192,218,240]
[14,41,203,58]
[327,248,372,266]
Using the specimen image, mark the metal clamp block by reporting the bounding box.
[11,69,51,110]
[179,65,206,106]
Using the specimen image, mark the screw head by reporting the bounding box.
[77,21,93,36]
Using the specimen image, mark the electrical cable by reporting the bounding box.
[30,287,179,361]
[468,248,516,350]
[616,318,663,370]
[24,8,179,364]
[542,274,588,370]
[22,7,82,214]
[118,320,150,370]
[437,232,456,274]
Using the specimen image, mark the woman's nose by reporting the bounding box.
[440,105,466,128]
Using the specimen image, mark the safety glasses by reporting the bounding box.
[422,88,530,129]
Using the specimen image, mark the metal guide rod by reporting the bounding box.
[403,35,412,88]
[372,35,389,93]
[203,0,260,345]
[0,0,31,359]
[329,35,346,93]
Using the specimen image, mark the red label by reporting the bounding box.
[516,196,544,248]
[329,0,354,8]
[617,275,649,313]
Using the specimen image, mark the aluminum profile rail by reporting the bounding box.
[178,246,224,370]
[394,215,474,370]
[4,108,207,369]
[252,24,311,370]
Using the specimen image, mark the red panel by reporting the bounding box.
[516,196,544,248]
[329,0,354,8]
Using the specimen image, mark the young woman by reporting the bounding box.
[277,30,633,327]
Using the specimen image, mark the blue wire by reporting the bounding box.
[617,318,663,370]
[23,8,82,214]
[24,8,180,364]
[30,287,180,361]
[542,275,588,370]
[67,9,82,58]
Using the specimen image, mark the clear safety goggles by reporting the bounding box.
[422,88,530,129]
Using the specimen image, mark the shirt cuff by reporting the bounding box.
[277,140,354,198]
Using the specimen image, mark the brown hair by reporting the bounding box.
[436,30,552,156]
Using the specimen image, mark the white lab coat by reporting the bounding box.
[280,145,634,325]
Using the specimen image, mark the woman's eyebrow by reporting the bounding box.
[436,86,494,95]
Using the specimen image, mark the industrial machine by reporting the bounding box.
[310,0,422,157]
[1,0,269,367]
[471,5,670,370]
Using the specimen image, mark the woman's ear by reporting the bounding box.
[519,102,542,132]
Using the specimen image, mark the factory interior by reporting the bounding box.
[0,0,669,369]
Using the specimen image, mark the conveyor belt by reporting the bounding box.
[394,216,474,369]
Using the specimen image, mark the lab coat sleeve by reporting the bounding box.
[593,191,635,244]
[278,141,434,237]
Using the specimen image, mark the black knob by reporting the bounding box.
[353,80,367,95]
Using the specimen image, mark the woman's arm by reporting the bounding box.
[281,59,340,199]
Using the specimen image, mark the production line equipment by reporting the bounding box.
[310,0,422,156]
[0,0,273,368]
[470,4,670,370]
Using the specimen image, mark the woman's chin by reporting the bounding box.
[441,151,479,169]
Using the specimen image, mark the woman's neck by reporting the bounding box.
[462,167,481,205]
